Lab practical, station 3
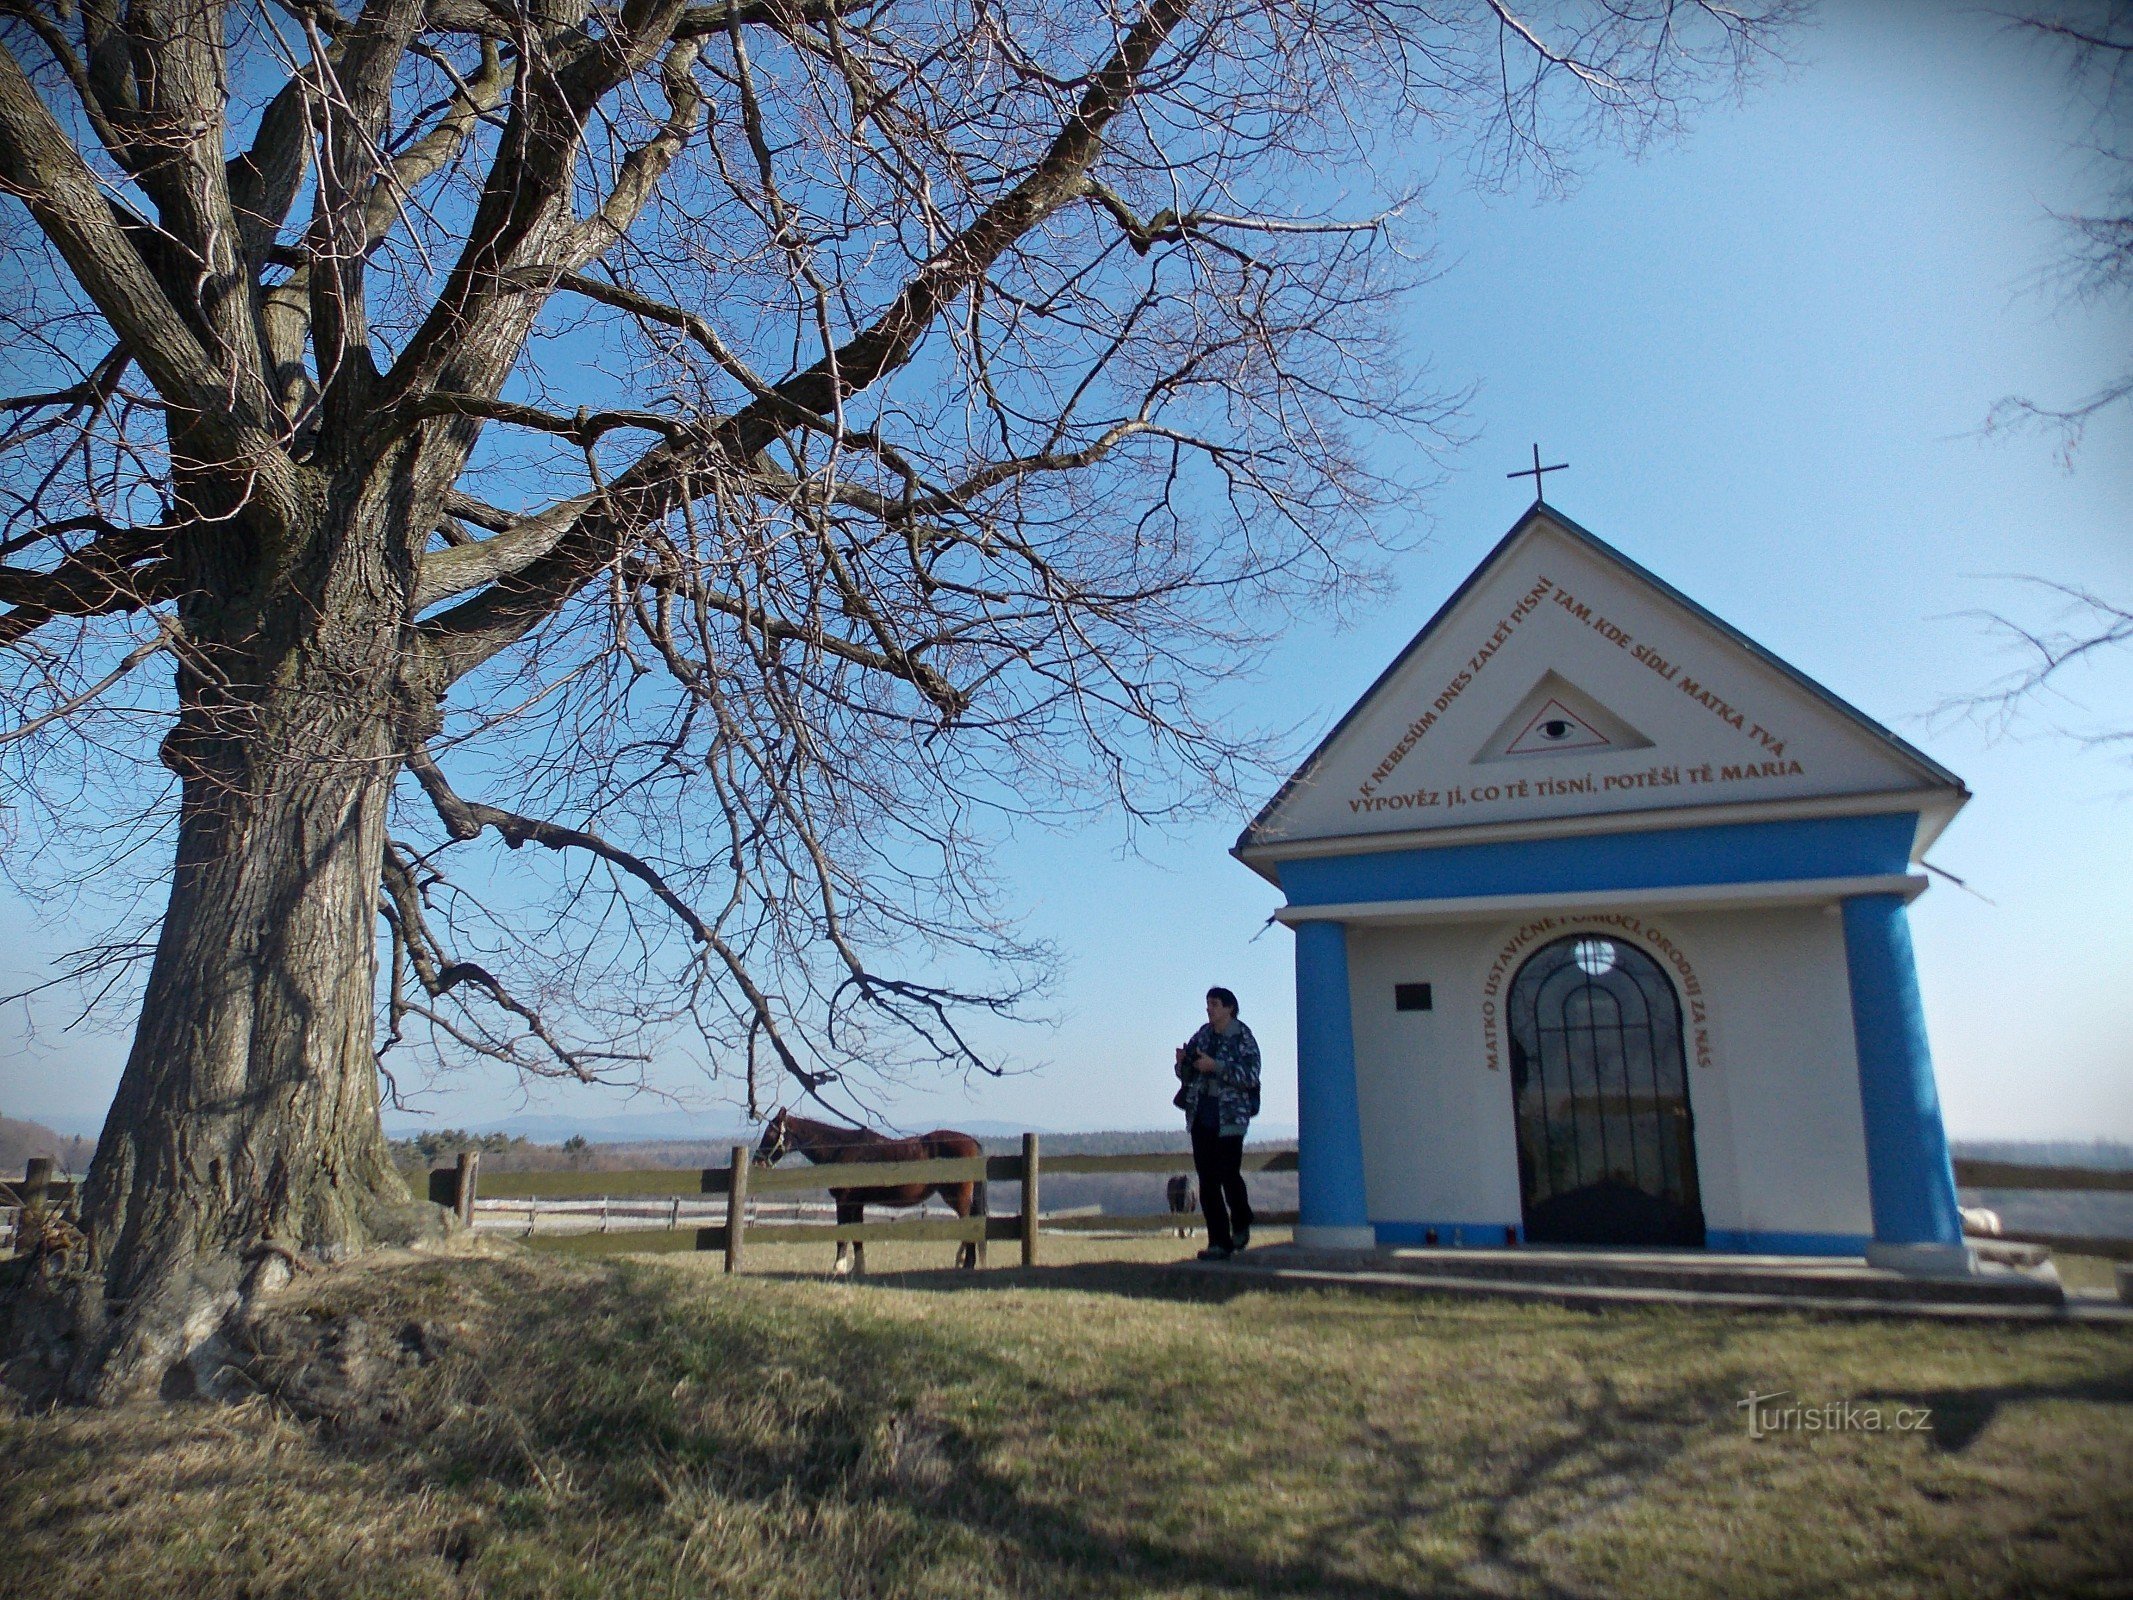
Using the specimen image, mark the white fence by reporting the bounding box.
[468,1195,1109,1238]
[471,1195,837,1237]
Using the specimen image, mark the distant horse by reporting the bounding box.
[754,1109,986,1274]
[1166,1174,1198,1238]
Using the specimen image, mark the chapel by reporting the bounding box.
[1237,500,1980,1273]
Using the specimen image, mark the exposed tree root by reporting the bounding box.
[1,1197,472,1411]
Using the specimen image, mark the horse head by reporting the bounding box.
[754,1109,792,1167]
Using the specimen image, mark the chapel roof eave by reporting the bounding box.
[1230,784,1971,887]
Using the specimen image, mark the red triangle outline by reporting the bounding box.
[1503,697,1614,755]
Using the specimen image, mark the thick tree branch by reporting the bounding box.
[306,0,431,429]
[412,483,603,610]
[0,522,179,644]
[380,0,692,413]
[0,39,299,512]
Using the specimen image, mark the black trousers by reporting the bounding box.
[1190,1124,1253,1249]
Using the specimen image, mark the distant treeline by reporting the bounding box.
[0,1115,94,1177]
[1950,1140,2133,1170]
[388,1130,722,1173]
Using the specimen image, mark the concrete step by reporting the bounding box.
[1227,1243,2067,1312]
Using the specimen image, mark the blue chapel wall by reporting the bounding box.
[1841,894,1965,1246]
[1275,812,1919,907]
[1370,1224,1871,1254]
[1293,920,1371,1235]
[1280,811,1938,1256]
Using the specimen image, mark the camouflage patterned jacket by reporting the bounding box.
[1175,1020,1261,1136]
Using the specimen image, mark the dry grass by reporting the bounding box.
[2,1237,2129,1599]
[2053,1252,2126,1295]
[524,1220,1233,1269]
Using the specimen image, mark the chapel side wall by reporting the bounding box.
[1345,925,1523,1232]
[1342,907,1875,1247]
[1673,906,1874,1242]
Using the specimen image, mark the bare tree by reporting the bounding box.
[1963,4,2132,752]
[0,0,1792,1400]
[1987,0,2133,461]
[1949,578,2133,763]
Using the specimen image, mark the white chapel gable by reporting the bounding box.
[1244,510,1961,849]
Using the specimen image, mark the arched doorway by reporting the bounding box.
[1507,933,1705,1247]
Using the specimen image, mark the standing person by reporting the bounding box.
[1175,986,1261,1260]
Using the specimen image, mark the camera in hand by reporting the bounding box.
[1172,1036,1201,1109]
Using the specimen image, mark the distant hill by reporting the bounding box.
[0,1115,93,1178]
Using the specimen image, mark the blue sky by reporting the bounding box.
[4,3,2129,1145]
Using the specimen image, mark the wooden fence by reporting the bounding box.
[1950,1159,2133,1262]
[0,1157,80,1255]
[9,1151,2126,1263]
[431,1135,1301,1269]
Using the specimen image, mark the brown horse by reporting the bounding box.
[753,1109,987,1274]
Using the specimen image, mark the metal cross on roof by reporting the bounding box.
[1507,443,1569,502]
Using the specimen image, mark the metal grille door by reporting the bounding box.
[1507,934,1705,1247]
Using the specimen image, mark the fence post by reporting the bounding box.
[725,1144,750,1274]
[19,1157,53,1248]
[1020,1132,1040,1268]
[455,1150,479,1229]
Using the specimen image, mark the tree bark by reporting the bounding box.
[61,474,440,1404]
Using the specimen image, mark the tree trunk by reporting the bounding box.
[57,476,441,1403]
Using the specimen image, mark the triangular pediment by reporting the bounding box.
[1238,506,1966,862]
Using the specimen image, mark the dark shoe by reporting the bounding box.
[1232,1229,1251,1252]
[1196,1246,1233,1261]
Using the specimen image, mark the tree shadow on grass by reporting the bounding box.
[415,1257,1777,1597]
[776,1261,2133,1592]
[759,1259,1238,1303]
[837,1257,1814,1322]
[23,1252,2100,1598]
[1858,1373,2133,1452]
[632,1262,1779,1597]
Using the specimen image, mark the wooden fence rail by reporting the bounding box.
[1950,1159,2133,1261]
[0,1158,73,1248]
[9,1149,2130,1259]
[2,1154,2127,1263]
[426,1135,1301,1269]
[1951,1160,2133,1193]
[416,1148,2133,1273]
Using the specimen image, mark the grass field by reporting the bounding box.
[3,1233,2129,1599]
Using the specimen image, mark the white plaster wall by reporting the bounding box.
[1665,906,1874,1238]
[1342,905,1874,1239]
[1346,924,1523,1228]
